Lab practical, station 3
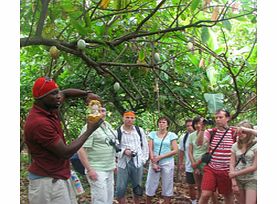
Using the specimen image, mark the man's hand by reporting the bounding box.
[86,118,103,135]
[124,149,133,157]
[152,155,161,163]
[191,162,198,169]
[229,171,237,178]
[86,92,101,105]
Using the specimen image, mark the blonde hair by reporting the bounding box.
[237,120,256,149]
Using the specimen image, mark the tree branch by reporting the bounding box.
[135,0,166,32]
[35,0,50,37]
[110,9,256,46]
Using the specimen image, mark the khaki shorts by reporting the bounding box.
[28,177,77,204]
[237,179,257,190]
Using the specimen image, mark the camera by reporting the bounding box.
[108,138,121,152]
[203,118,214,126]
[131,150,137,157]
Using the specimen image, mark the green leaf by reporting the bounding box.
[191,0,201,12]
[222,20,232,31]
[94,22,104,37]
[251,16,257,23]
[206,66,217,87]
[139,50,145,61]
[204,93,224,114]
[187,54,199,67]
[201,27,210,44]
[207,29,218,50]
[70,19,88,36]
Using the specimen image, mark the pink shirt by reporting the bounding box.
[204,128,236,171]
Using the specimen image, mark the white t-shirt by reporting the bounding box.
[179,132,193,173]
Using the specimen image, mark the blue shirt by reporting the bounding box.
[149,131,178,164]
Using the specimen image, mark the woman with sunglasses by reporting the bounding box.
[229,121,257,204]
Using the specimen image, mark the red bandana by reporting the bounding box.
[32,77,59,99]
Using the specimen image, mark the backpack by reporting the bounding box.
[182,132,189,151]
[117,125,143,148]
[70,153,85,175]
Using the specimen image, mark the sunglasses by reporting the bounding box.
[38,77,53,96]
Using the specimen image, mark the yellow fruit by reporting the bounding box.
[87,114,101,122]
[49,46,59,59]
[99,0,110,9]
[87,100,102,122]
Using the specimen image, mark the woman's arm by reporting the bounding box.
[188,143,195,165]
[148,139,155,162]
[155,139,178,162]
[228,151,240,193]
[229,151,237,172]
[78,147,98,181]
[230,151,257,178]
[233,126,257,137]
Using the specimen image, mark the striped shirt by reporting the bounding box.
[204,128,235,171]
[117,125,149,169]
[81,121,116,171]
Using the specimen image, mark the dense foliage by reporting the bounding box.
[20,0,257,148]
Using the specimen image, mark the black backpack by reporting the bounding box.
[182,132,189,150]
[117,126,143,148]
[70,153,85,175]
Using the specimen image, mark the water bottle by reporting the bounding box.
[70,170,85,195]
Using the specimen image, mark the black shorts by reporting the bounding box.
[186,171,195,185]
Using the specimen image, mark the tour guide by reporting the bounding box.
[24,77,102,204]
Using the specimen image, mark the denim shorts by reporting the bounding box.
[115,159,143,198]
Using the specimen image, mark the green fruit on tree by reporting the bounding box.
[154,53,160,63]
[77,39,86,50]
[49,46,59,59]
[113,82,120,92]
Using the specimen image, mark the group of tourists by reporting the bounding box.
[24,77,257,204]
[178,112,257,204]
